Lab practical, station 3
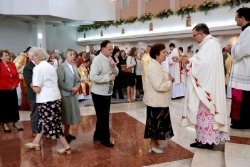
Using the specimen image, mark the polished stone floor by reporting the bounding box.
[1,98,250,167]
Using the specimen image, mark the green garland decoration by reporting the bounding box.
[124,16,138,24]
[222,0,250,9]
[102,22,113,29]
[77,1,250,32]
[138,13,153,23]
[198,0,220,15]
[77,25,92,32]
[176,5,196,19]
[91,23,102,30]
[113,18,124,27]
[155,9,173,20]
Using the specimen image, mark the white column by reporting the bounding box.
[138,0,146,17]
[36,20,46,49]
[86,45,90,52]
[115,0,121,20]
[28,23,34,47]
[170,0,179,11]
[137,41,143,55]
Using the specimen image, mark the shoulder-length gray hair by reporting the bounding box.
[61,48,74,61]
[28,47,49,61]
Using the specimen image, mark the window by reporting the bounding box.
[121,0,129,8]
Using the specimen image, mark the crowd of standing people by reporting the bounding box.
[0,7,249,155]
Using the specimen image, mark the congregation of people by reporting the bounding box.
[0,7,249,155]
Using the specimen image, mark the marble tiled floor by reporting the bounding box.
[1,98,250,167]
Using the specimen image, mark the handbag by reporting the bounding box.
[121,56,134,73]
[121,65,132,73]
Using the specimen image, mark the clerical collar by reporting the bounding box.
[242,22,250,31]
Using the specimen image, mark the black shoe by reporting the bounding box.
[101,141,114,147]
[65,135,71,143]
[68,134,76,140]
[13,122,24,131]
[190,142,213,148]
[230,124,249,129]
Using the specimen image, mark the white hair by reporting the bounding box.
[28,47,49,61]
[90,54,95,60]
[53,49,59,54]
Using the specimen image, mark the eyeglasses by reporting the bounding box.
[193,33,201,37]
[235,16,241,20]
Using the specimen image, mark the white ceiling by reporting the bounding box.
[0,14,96,27]
[0,0,116,27]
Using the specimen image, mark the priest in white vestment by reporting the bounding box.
[168,43,185,98]
[161,57,169,72]
[174,23,230,148]
[227,7,250,129]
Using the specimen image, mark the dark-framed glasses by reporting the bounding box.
[235,16,241,20]
[193,33,201,37]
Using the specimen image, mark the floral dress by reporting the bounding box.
[37,100,64,139]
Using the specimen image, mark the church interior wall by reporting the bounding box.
[0,21,84,55]
[78,2,249,45]
[0,21,35,55]
[0,19,240,55]
[145,0,170,15]
[52,25,84,53]
[120,0,138,19]
[119,0,230,20]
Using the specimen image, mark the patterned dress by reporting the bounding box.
[37,100,64,139]
[196,102,230,145]
[144,106,174,140]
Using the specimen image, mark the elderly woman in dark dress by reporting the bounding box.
[57,49,81,143]
[143,43,175,153]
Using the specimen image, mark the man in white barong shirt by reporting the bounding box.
[173,23,230,148]
[227,7,250,129]
[168,43,185,98]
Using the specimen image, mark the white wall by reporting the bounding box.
[0,20,240,56]
[0,21,86,55]
[45,25,87,53]
[77,3,250,44]
[0,0,115,21]
[0,21,35,55]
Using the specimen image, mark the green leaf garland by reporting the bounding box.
[155,9,174,20]
[198,0,220,15]
[138,13,153,23]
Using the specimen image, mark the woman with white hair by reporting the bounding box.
[25,47,71,154]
